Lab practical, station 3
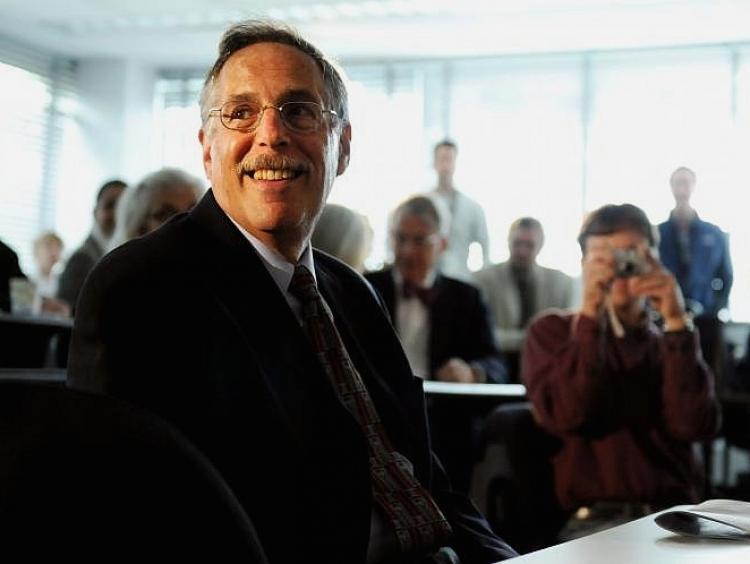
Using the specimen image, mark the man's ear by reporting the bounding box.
[198,127,213,183]
[438,235,449,253]
[336,123,352,176]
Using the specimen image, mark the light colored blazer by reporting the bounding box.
[473,261,575,352]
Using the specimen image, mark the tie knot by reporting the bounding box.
[288,265,319,303]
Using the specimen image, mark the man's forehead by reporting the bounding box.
[217,42,324,88]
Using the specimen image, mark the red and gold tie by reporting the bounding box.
[288,265,452,555]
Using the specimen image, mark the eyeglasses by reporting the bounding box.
[207,100,338,133]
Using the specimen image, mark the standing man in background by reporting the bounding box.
[658,166,732,374]
[658,166,732,318]
[429,140,490,281]
[57,179,126,311]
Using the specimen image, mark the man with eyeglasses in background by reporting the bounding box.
[366,195,506,493]
[69,20,516,564]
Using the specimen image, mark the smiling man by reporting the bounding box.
[68,20,515,564]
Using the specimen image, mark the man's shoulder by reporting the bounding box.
[90,214,195,286]
[362,267,392,287]
[528,308,576,335]
[694,217,727,236]
[474,262,510,282]
[437,272,482,300]
[536,264,573,284]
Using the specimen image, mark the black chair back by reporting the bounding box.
[0,381,269,562]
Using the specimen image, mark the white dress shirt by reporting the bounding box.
[393,269,436,380]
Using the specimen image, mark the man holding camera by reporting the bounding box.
[521,203,719,538]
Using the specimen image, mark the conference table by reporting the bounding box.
[0,312,72,368]
[508,507,750,563]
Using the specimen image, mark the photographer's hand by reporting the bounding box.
[629,251,688,331]
[580,236,615,320]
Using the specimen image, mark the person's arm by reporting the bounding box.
[475,205,491,268]
[628,251,720,440]
[659,329,720,440]
[57,250,94,312]
[715,230,733,311]
[435,287,507,383]
[522,313,611,435]
[522,236,617,435]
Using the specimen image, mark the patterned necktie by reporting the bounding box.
[288,265,452,556]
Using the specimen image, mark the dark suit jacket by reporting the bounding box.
[57,234,104,311]
[68,190,516,564]
[0,239,24,313]
[365,268,507,383]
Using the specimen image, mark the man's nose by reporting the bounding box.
[254,106,290,146]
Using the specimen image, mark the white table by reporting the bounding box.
[509,507,750,563]
[422,381,526,398]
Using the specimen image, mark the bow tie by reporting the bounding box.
[401,282,436,306]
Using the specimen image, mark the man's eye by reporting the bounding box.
[286,103,316,119]
[227,105,256,120]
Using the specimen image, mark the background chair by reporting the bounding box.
[480,402,566,554]
[0,380,269,562]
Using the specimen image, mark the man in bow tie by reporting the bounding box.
[367,196,506,385]
[366,196,507,492]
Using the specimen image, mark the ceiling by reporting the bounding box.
[2,0,750,67]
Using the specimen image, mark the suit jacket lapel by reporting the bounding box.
[317,264,419,463]
[185,191,347,445]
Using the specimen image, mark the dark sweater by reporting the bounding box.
[522,310,719,510]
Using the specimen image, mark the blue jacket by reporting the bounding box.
[658,213,733,316]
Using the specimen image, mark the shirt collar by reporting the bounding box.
[227,215,316,294]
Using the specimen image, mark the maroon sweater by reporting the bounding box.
[522,311,719,510]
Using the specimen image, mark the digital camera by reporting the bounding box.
[613,248,648,278]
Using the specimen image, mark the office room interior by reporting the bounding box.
[3,1,750,559]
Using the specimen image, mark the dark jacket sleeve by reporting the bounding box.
[57,249,96,311]
[715,229,733,311]
[464,287,508,383]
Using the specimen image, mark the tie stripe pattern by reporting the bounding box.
[288,265,452,555]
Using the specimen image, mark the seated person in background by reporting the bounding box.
[366,195,506,492]
[311,203,372,273]
[474,217,574,381]
[522,203,719,538]
[32,231,70,317]
[32,232,64,299]
[0,238,24,313]
[366,195,506,384]
[109,168,205,249]
[58,179,126,311]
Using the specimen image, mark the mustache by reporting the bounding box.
[236,155,310,175]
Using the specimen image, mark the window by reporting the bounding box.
[0,37,76,276]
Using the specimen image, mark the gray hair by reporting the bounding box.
[312,204,371,272]
[199,20,349,128]
[110,168,205,249]
[391,195,451,238]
